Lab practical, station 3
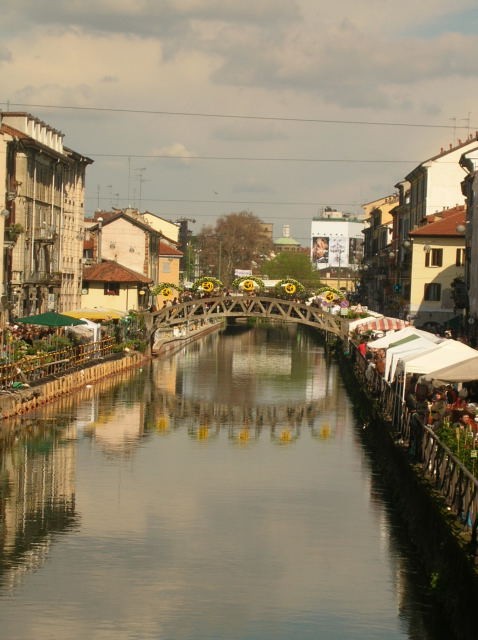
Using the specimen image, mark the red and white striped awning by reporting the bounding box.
[355,316,409,335]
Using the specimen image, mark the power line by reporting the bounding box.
[3,101,473,130]
[88,152,418,164]
[86,196,361,207]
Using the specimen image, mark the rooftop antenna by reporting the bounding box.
[127,156,131,206]
[450,116,457,146]
[135,167,149,211]
[461,112,472,138]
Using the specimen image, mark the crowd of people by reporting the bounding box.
[356,333,478,439]
[405,378,478,434]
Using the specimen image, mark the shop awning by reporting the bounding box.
[354,316,409,335]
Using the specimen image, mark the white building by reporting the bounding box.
[406,134,478,230]
[311,210,365,270]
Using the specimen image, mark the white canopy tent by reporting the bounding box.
[384,334,444,382]
[395,339,478,382]
[66,318,101,343]
[367,326,442,350]
[418,355,478,384]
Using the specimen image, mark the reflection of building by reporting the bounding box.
[0,425,78,589]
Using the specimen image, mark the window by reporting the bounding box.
[456,248,466,267]
[104,282,120,296]
[425,248,443,267]
[424,283,441,301]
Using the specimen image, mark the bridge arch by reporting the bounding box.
[144,295,348,351]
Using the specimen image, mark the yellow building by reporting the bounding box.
[408,206,466,328]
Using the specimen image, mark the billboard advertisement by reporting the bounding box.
[312,236,329,265]
[327,236,348,267]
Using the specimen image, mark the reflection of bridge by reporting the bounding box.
[145,296,346,346]
[151,392,337,443]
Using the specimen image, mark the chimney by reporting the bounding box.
[97,217,103,263]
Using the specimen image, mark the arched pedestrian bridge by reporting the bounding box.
[144,295,348,346]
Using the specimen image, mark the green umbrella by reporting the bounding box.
[15,311,88,327]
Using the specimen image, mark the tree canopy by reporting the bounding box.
[262,252,322,288]
[196,211,273,286]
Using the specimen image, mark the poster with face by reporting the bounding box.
[312,236,329,264]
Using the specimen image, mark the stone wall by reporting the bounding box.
[0,352,145,419]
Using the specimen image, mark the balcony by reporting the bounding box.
[25,271,62,285]
[34,226,57,243]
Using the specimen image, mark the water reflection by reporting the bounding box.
[0,325,459,639]
[0,418,79,591]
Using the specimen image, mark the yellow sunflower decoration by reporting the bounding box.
[325,291,336,302]
[202,280,214,293]
[161,287,172,297]
[285,283,296,295]
[242,279,255,292]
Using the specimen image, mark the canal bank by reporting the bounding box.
[337,345,478,640]
[0,320,223,420]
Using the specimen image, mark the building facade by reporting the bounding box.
[0,112,92,321]
[408,207,466,327]
[311,210,364,269]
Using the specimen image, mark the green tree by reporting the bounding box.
[196,211,273,286]
[262,252,322,289]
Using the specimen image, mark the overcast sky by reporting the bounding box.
[2,0,478,243]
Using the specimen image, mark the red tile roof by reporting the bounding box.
[83,260,152,283]
[159,242,182,257]
[409,206,466,237]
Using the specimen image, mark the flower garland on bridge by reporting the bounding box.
[315,286,345,303]
[151,282,183,298]
[191,276,224,293]
[274,278,306,298]
[231,275,265,293]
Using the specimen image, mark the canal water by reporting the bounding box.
[0,324,455,639]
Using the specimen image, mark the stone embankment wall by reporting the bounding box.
[0,321,223,420]
[0,352,145,419]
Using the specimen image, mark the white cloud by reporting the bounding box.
[152,143,197,165]
[1,0,478,243]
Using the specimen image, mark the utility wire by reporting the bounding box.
[88,152,418,163]
[3,101,473,130]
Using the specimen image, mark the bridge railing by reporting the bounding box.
[148,295,348,339]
